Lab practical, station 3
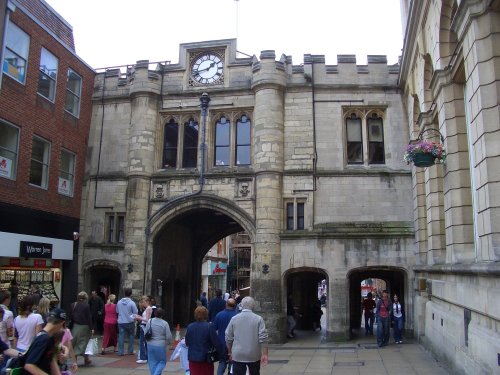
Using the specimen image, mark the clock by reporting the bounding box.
[191,53,224,85]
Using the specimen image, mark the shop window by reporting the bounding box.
[107,213,125,244]
[29,136,51,189]
[65,69,82,117]
[59,149,75,196]
[2,20,29,84]
[286,200,305,230]
[162,118,199,169]
[214,114,252,167]
[345,110,385,165]
[0,121,20,180]
[38,48,58,102]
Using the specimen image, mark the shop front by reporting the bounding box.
[0,231,74,310]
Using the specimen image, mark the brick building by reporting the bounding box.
[0,0,94,311]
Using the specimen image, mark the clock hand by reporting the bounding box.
[194,62,216,74]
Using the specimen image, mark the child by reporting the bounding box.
[54,328,77,375]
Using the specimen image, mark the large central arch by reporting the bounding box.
[148,194,256,326]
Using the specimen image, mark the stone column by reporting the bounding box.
[125,60,160,294]
[251,51,287,343]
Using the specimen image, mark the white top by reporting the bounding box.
[14,313,44,350]
[392,302,403,318]
[0,304,13,344]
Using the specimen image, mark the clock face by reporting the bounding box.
[191,53,224,85]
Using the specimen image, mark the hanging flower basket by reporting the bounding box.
[412,152,436,167]
[404,139,446,167]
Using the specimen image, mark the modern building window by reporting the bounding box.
[346,113,363,163]
[29,136,51,189]
[286,200,305,230]
[368,114,385,164]
[38,48,58,101]
[345,110,385,165]
[58,149,75,196]
[215,116,230,166]
[0,121,20,180]
[236,115,251,165]
[3,21,30,84]
[182,118,199,168]
[214,114,252,167]
[65,69,82,117]
[162,118,199,169]
[107,213,125,244]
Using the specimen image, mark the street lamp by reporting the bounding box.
[199,93,210,186]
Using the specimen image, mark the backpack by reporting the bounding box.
[7,331,49,371]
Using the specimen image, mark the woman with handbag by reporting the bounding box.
[185,306,218,375]
[134,295,153,364]
[69,291,93,366]
[144,308,172,375]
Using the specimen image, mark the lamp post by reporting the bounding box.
[199,93,210,185]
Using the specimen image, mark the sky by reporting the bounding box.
[44,0,404,70]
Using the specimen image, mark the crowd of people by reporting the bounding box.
[0,285,269,375]
[362,290,405,347]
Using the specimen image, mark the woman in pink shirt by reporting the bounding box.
[101,294,118,354]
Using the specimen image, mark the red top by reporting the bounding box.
[104,303,118,324]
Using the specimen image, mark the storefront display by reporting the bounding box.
[0,267,60,303]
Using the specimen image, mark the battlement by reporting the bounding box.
[92,46,400,98]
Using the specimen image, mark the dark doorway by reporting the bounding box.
[86,265,121,300]
[286,268,328,331]
[151,207,245,327]
[348,267,406,336]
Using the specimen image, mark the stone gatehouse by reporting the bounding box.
[79,38,415,342]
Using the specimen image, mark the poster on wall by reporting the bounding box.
[211,262,227,275]
[58,177,71,195]
[0,156,12,178]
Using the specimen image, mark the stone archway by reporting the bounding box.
[148,194,256,326]
[82,260,123,300]
[347,267,409,338]
[284,267,328,332]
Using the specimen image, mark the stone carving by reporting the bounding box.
[155,184,164,199]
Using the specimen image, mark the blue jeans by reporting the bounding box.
[118,322,135,355]
[393,316,404,342]
[138,325,148,360]
[364,312,374,334]
[147,344,166,375]
[377,316,390,347]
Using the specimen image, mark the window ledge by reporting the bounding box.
[83,242,125,251]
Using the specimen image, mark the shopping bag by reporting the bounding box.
[85,337,98,355]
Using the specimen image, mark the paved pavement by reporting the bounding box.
[75,328,450,375]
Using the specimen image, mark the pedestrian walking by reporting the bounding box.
[69,291,93,366]
[89,290,104,334]
[199,292,208,308]
[135,295,153,364]
[225,296,269,375]
[208,289,226,322]
[116,288,138,356]
[8,280,19,317]
[185,306,218,375]
[145,307,172,375]
[101,293,118,354]
[392,294,405,344]
[362,292,376,335]
[13,295,43,352]
[286,294,296,338]
[376,290,392,347]
[212,298,238,375]
[0,291,14,346]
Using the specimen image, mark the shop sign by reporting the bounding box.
[20,241,53,258]
[0,156,12,178]
[9,258,20,267]
[34,259,46,268]
[211,262,227,275]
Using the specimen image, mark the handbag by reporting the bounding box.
[144,319,153,341]
[85,337,99,355]
[206,346,219,363]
